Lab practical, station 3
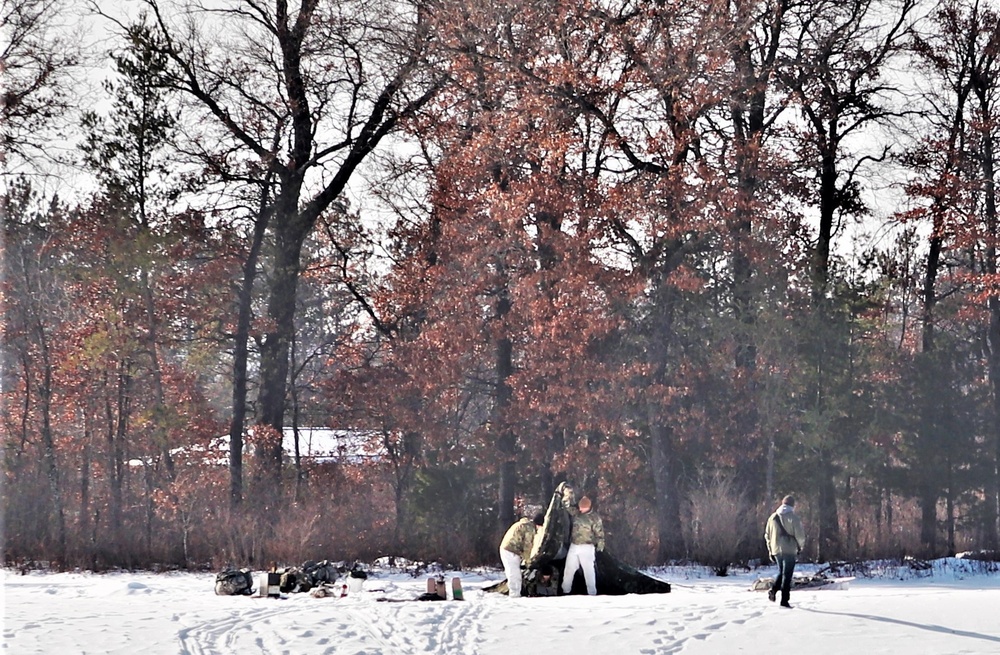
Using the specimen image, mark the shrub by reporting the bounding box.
[684,472,754,575]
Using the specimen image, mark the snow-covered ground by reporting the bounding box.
[4,558,1000,654]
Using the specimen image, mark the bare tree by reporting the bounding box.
[1,0,81,170]
[779,0,918,559]
[2,181,68,563]
[719,0,795,506]
[103,0,442,501]
[905,0,1000,552]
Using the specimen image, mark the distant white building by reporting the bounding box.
[260,426,386,463]
[213,427,387,464]
[130,427,386,468]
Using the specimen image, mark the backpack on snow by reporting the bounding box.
[215,569,255,596]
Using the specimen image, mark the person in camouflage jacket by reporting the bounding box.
[500,512,544,598]
[561,495,605,595]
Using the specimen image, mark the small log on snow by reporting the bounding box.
[751,574,854,592]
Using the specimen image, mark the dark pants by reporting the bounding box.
[771,554,796,604]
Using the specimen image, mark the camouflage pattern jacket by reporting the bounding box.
[569,511,605,551]
[501,517,537,560]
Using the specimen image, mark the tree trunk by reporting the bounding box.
[80,436,91,563]
[36,320,66,565]
[922,234,943,353]
[495,287,516,531]
[919,482,938,556]
[946,456,956,556]
[140,268,174,481]
[257,208,310,493]
[143,463,155,559]
[991,338,1000,548]
[812,148,838,294]
[816,454,840,560]
[229,202,269,508]
[980,82,1000,550]
[810,143,842,557]
[647,278,684,560]
[650,419,684,560]
[728,9,781,500]
[392,434,420,552]
[103,369,126,535]
[227,174,277,508]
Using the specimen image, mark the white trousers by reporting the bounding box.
[499,548,524,597]
[562,543,597,595]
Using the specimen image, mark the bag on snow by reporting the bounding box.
[215,569,255,596]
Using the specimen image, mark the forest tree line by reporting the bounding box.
[4,0,1000,571]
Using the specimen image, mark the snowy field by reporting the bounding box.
[4,558,1000,654]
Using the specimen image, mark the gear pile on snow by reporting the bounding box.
[276,560,339,593]
[277,560,368,594]
[215,560,367,596]
[214,569,254,596]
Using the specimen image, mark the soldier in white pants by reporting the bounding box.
[499,512,544,598]
[561,496,605,596]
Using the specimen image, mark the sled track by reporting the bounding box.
[362,595,488,654]
[178,602,299,655]
[424,596,488,654]
[176,594,489,655]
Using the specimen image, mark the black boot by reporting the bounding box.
[780,591,791,608]
[767,589,776,602]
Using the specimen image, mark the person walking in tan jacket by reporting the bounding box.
[764,495,806,608]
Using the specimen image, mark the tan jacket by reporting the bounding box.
[765,506,805,557]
